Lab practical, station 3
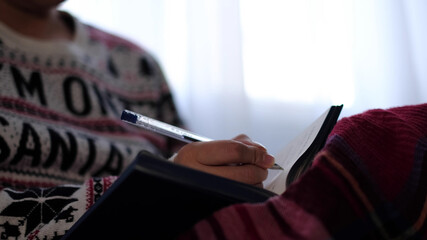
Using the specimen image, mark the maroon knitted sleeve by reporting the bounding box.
[181,104,427,239]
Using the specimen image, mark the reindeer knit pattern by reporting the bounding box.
[0,12,181,239]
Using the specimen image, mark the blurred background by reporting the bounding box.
[60,0,427,155]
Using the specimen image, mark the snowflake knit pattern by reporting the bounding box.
[0,12,181,239]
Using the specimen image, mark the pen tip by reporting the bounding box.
[270,163,284,170]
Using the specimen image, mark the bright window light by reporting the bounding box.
[240,0,355,106]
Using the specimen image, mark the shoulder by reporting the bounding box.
[76,21,162,78]
[332,103,427,136]
[81,22,147,54]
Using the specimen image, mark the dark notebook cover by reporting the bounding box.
[63,105,342,239]
[62,151,277,239]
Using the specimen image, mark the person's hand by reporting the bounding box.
[173,134,275,187]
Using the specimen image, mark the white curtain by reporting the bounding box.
[61,0,427,154]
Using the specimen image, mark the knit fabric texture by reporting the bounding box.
[0,12,181,239]
[181,103,427,239]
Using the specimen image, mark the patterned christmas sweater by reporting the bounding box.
[0,12,181,239]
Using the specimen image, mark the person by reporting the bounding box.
[181,103,427,239]
[0,0,275,238]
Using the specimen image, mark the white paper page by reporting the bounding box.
[264,109,330,195]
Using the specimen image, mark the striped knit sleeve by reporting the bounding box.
[180,103,427,239]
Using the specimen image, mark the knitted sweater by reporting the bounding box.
[181,104,427,239]
[0,12,181,239]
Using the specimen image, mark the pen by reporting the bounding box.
[121,109,283,170]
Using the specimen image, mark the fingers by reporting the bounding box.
[199,140,262,165]
[232,134,275,169]
[173,134,275,186]
[233,134,267,151]
[198,164,268,185]
[176,140,274,168]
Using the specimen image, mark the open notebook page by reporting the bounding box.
[264,108,331,195]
